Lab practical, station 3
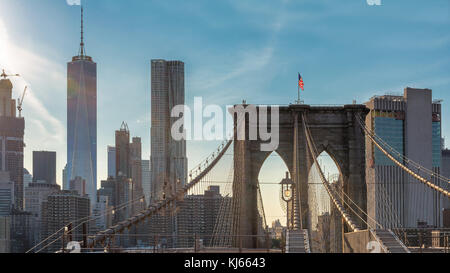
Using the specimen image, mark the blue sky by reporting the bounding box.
[0,0,449,224]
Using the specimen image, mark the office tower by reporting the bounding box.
[141,160,151,203]
[41,190,90,252]
[99,177,132,224]
[115,123,130,178]
[9,210,35,253]
[365,88,444,228]
[23,169,32,189]
[24,182,60,244]
[130,137,143,209]
[62,164,68,190]
[32,151,56,185]
[67,6,97,207]
[0,216,10,253]
[97,178,114,208]
[173,186,231,248]
[107,146,116,178]
[150,59,187,202]
[98,175,135,247]
[0,172,14,216]
[24,183,60,219]
[69,176,86,196]
[114,125,143,224]
[92,195,111,234]
[0,74,25,210]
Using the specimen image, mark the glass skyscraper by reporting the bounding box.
[66,7,97,207]
[365,88,444,228]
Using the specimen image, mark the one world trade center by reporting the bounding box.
[67,6,97,207]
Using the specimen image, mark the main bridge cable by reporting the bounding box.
[302,113,361,232]
[355,113,450,198]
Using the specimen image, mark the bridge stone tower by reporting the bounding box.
[232,104,369,248]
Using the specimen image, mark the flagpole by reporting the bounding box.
[298,85,300,104]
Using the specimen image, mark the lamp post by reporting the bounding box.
[280,172,294,230]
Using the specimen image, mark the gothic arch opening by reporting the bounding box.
[307,151,343,253]
[257,151,290,230]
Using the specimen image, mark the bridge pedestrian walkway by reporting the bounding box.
[286,230,310,253]
[374,229,410,253]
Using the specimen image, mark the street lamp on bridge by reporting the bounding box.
[280,172,294,229]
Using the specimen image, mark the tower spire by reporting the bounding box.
[79,5,85,56]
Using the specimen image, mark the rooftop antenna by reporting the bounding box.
[120,121,129,132]
[79,5,85,57]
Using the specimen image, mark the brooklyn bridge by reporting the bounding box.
[27,103,450,254]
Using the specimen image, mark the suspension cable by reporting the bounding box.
[86,139,233,248]
[355,113,450,198]
[302,113,361,232]
[30,196,145,253]
[356,113,450,186]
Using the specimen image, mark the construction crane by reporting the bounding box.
[17,86,27,118]
[0,69,20,79]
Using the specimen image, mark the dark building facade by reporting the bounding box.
[147,186,231,248]
[115,123,130,178]
[41,190,90,252]
[32,151,56,184]
[67,7,97,207]
[443,149,450,227]
[0,76,25,210]
[130,137,144,214]
[9,209,35,253]
[98,177,132,224]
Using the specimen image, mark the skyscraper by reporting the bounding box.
[23,169,32,189]
[107,146,116,178]
[114,123,133,222]
[130,137,143,203]
[115,124,143,217]
[67,6,97,207]
[0,172,14,216]
[41,190,90,253]
[365,88,444,228]
[0,72,25,210]
[141,160,151,203]
[150,60,187,202]
[24,182,60,244]
[115,122,130,178]
[32,151,56,185]
[62,164,68,190]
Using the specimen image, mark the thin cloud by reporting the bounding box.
[0,19,65,179]
[66,0,81,6]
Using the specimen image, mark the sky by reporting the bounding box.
[0,0,449,225]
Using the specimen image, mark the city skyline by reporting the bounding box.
[0,0,449,228]
[0,0,449,256]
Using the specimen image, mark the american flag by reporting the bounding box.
[298,73,304,91]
